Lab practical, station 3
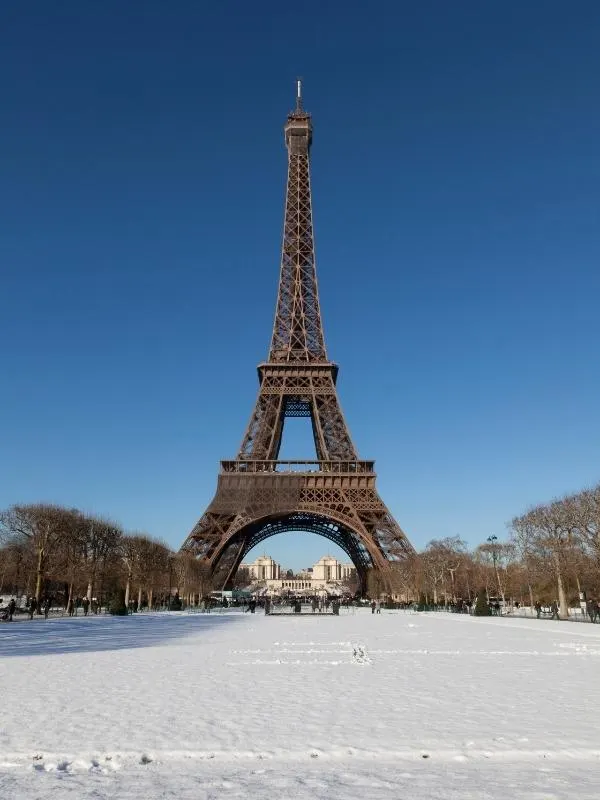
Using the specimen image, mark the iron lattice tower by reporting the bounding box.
[181,84,414,590]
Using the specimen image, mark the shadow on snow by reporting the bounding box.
[0,612,241,658]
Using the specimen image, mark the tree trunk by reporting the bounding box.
[148,588,153,610]
[35,546,45,603]
[495,566,505,604]
[67,582,74,612]
[556,565,568,619]
[137,586,143,610]
[528,583,535,613]
[125,574,131,608]
[87,564,96,602]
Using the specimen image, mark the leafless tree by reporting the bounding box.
[513,499,580,619]
[81,516,122,602]
[421,537,467,605]
[574,485,600,564]
[0,504,79,602]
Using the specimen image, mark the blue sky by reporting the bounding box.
[1,1,599,569]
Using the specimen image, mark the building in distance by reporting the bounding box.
[239,554,357,596]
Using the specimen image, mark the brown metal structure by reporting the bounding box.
[181,84,414,590]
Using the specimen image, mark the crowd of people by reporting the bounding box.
[4,592,600,623]
[0,594,101,621]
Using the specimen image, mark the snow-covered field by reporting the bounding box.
[1,609,600,799]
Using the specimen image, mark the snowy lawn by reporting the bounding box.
[1,609,600,799]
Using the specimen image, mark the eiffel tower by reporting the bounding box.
[181,83,414,591]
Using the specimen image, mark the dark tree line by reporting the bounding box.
[388,484,600,618]
[0,503,213,609]
[2,483,599,616]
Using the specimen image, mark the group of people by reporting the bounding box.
[370,599,382,614]
[67,596,98,616]
[533,599,600,622]
[588,601,600,623]
[1,596,52,621]
[256,596,343,615]
[310,597,330,613]
[534,601,559,619]
[1,597,17,621]
[0,595,102,621]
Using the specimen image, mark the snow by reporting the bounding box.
[1,609,600,799]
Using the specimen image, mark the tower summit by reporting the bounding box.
[181,86,414,592]
[270,80,320,362]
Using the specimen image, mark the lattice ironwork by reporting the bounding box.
[181,84,414,591]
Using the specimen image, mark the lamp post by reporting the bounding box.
[487,534,504,606]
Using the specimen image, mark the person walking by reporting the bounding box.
[28,597,37,620]
[43,597,51,620]
[534,601,542,619]
[550,601,559,620]
[8,598,16,622]
[370,599,376,615]
[82,597,90,616]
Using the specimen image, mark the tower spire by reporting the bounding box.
[269,81,324,362]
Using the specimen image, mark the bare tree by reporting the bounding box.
[516,499,581,619]
[476,539,515,604]
[121,534,144,608]
[0,531,35,598]
[0,504,78,603]
[421,537,467,605]
[574,486,600,565]
[510,513,543,609]
[81,516,122,602]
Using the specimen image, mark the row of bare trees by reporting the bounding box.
[0,503,213,609]
[387,484,600,618]
[511,485,599,618]
[3,484,599,615]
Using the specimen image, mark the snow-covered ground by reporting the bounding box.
[1,609,600,799]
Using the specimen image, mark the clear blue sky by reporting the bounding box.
[1,1,599,570]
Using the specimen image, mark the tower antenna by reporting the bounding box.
[296,78,302,110]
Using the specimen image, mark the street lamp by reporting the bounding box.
[487,534,503,608]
